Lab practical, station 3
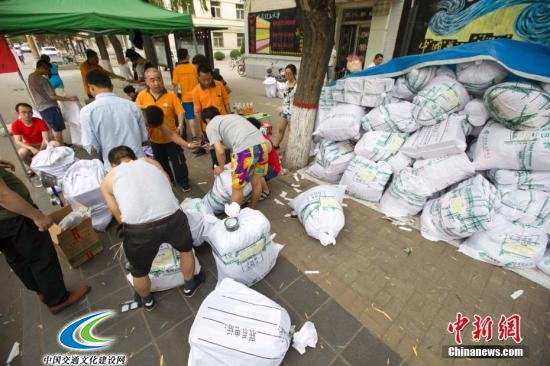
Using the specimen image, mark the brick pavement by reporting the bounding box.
[0,57,548,365]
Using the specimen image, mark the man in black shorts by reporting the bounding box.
[100,146,204,310]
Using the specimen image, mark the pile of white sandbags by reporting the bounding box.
[202,164,252,213]
[310,60,550,278]
[180,198,213,247]
[313,103,364,141]
[205,204,282,286]
[30,145,75,184]
[188,278,292,366]
[289,185,346,246]
[62,159,112,231]
[126,244,201,292]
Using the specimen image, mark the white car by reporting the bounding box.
[40,46,63,63]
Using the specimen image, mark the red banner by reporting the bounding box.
[0,37,19,74]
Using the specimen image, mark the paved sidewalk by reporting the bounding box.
[0,56,548,366]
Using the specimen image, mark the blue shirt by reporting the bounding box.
[49,63,64,89]
[80,92,148,170]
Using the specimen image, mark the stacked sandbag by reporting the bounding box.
[470,122,550,171]
[343,77,364,105]
[484,82,550,130]
[461,98,490,127]
[332,79,345,102]
[205,205,282,286]
[180,198,213,247]
[411,153,476,195]
[459,215,547,269]
[412,78,470,126]
[203,164,252,214]
[404,67,437,93]
[497,189,550,232]
[30,145,75,184]
[361,78,394,107]
[62,159,112,231]
[421,175,499,242]
[537,250,550,275]
[393,77,415,101]
[289,185,346,246]
[307,140,355,183]
[313,103,364,141]
[339,156,392,202]
[126,244,201,292]
[487,169,550,191]
[379,168,432,218]
[456,60,508,96]
[315,86,336,137]
[361,101,418,133]
[354,131,406,161]
[188,278,292,366]
[401,114,468,159]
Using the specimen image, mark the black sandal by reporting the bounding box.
[260,191,270,201]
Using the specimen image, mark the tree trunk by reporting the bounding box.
[283,0,336,170]
[143,36,159,66]
[94,34,113,72]
[108,34,126,64]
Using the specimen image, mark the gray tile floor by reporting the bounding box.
[20,221,401,366]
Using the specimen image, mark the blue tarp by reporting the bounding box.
[345,39,550,83]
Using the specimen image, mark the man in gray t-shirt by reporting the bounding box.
[203,107,270,208]
[28,60,78,144]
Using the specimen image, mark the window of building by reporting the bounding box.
[237,33,244,47]
[210,1,221,18]
[236,4,244,19]
[213,32,224,48]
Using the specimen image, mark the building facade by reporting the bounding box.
[244,0,406,79]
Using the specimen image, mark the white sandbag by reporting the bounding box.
[313,103,364,141]
[471,122,550,171]
[404,67,437,92]
[203,165,252,214]
[289,185,346,246]
[401,114,467,159]
[58,100,82,145]
[188,278,291,366]
[420,175,499,242]
[487,169,550,191]
[181,198,213,247]
[360,101,418,133]
[354,131,405,161]
[361,78,394,107]
[435,66,456,80]
[307,140,355,184]
[386,151,412,174]
[412,78,470,126]
[62,159,111,231]
[462,98,489,127]
[205,206,281,286]
[126,244,201,292]
[542,82,550,94]
[318,86,335,108]
[498,189,550,232]
[460,215,547,269]
[411,153,475,195]
[537,250,550,275]
[344,77,364,92]
[30,145,75,184]
[484,82,550,130]
[393,77,415,101]
[339,156,392,202]
[456,60,508,96]
[378,168,432,218]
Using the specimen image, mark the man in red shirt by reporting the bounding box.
[11,103,58,171]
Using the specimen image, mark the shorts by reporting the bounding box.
[183,102,195,120]
[122,210,193,277]
[40,106,65,132]
[231,142,269,189]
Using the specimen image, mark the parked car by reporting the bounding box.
[40,46,63,63]
[20,43,31,52]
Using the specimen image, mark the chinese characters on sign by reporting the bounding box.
[248,8,303,56]
[43,354,127,365]
[448,313,523,345]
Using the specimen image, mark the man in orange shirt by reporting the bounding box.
[135,68,192,192]
[80,49,126,99]
[191,64,231,139]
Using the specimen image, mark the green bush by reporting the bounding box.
[230,49,241,59]
[240,44,245,55]
[214,51,225,60]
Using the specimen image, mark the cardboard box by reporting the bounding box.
[48,206,103,268]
